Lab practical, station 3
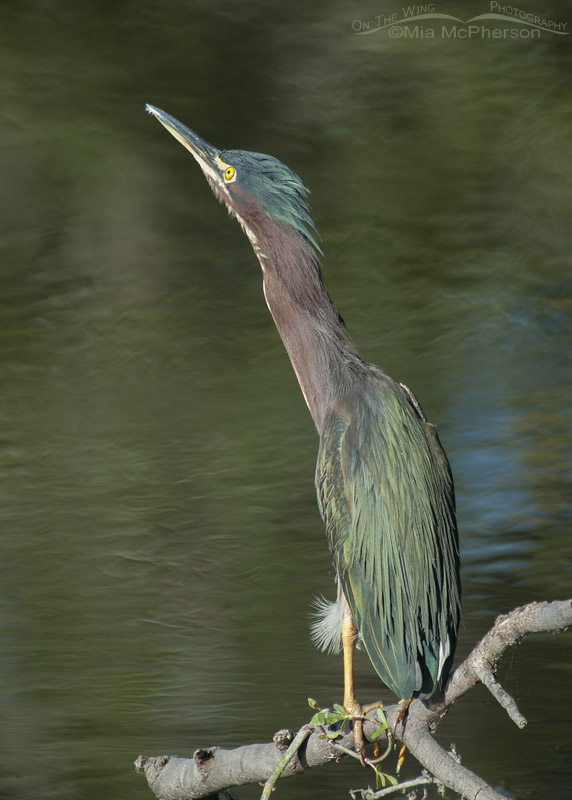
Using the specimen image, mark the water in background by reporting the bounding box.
[0,2,571,798]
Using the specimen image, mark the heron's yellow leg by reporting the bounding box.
[342,608,368,760]
[342,610,360,715]
[342,609,386,763]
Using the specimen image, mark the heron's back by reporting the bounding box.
[316,371,461,699]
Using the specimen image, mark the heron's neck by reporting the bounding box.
[250,219,362,435]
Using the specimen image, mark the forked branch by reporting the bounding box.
[135,599,572,800]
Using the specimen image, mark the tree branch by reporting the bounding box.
[443,599,572,710]
[135,598,572,800]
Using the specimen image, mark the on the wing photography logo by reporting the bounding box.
[352,2,569,39]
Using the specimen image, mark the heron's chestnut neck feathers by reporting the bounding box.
[234,197,365,434]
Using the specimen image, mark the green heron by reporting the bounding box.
[147,105,461,755]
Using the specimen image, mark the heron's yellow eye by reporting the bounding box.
[224,166,236,181]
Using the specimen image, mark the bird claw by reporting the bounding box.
[395,697,413,725]
[346,701,388,767]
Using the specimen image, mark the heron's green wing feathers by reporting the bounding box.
[316,374,460,699]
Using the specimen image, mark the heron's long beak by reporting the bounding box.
[146,104,221,182]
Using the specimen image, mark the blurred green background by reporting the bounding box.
[0,2,571,799]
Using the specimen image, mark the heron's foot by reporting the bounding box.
[362,699,384,714]
[392,698,413,774]
[343,699,367,764]
[395,697,413,727]
[344,700,386,767]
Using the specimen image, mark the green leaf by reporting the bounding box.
[332,704,349,717]
[376,708,388,729]
[311,710,346,726]
[326,730,342,739]
[373,765,398,788]
[371,727,386,740]
[307,698,321,710]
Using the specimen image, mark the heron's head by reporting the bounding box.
[146,105,321,254]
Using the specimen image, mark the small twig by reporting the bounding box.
[477,668,527,728]
[351,774,441,798]
[332,741,363,761]
[444,599,572,709]
[260,724,312,800]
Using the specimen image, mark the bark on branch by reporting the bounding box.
[135,598,572,800]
